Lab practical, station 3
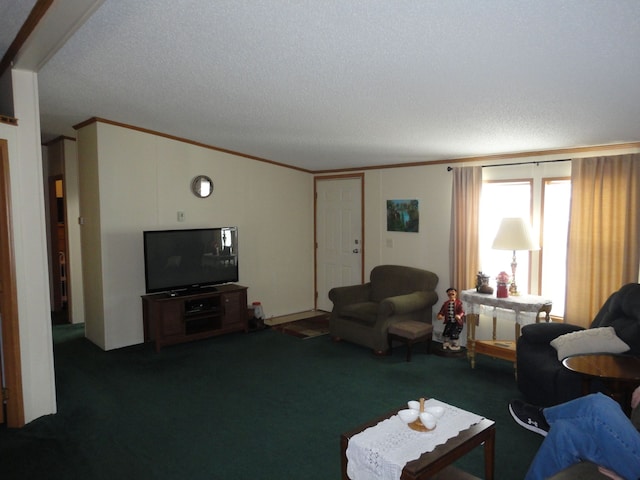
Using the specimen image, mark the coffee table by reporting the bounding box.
[562,353,640,415]
[340,407,495,480]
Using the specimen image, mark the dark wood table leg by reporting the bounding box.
[484,426,496,480]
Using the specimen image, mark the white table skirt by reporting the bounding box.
[460,289,552,325]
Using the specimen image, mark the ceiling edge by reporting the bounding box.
[75,117,640,174]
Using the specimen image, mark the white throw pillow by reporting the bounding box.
[550,326,630,361]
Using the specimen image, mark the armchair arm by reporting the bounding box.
[520,322,584,345]
[379,291,437,317]
[328,283,371,307]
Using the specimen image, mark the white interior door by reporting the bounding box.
[315,176,363,311]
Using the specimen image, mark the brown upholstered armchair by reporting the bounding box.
[328,265,438,354]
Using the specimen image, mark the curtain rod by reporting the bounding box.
[447,158,570,171]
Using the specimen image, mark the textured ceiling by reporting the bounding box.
[6,1,640,170]
[0,0,37,59]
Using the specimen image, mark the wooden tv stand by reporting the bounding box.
[142,284,248,352]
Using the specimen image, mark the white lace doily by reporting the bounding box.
[461,289,551,325]
[345,399,484,480]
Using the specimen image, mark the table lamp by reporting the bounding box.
[491,217,539,296]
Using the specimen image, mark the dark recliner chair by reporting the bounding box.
[517,283,640,407]
[328,265,438,354]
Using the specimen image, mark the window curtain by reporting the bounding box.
[450,166,483,290]
[564,154,640,327]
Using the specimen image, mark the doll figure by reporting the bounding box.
[437,287,465,351]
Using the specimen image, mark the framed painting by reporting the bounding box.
[386,199,419,232]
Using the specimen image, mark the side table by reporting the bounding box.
[460,290,552,372]
[562,353,640,416]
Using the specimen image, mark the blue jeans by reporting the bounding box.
[525,393,640,480]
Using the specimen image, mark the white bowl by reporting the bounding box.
[407,400,421,411]
[419,412,437,430]
[398,409,419,423]
[424,406,444,418]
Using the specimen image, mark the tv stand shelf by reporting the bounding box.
[142,284,248,352]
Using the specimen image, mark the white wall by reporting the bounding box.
[79,122,314,350]
[360,164,456,340]
[63,138,85,324]
[5,70,57,422]
[77,123,104,347]
[367,165,452,277]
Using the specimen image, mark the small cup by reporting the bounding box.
[425,406,444,418]
[419,412,437,430]
[398,408,419,423]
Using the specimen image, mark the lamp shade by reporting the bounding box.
[492,217,539,251]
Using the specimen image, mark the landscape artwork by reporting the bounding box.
[386,199,419,232]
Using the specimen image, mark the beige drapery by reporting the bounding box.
[564,154,640,327]
[450,166,483,290]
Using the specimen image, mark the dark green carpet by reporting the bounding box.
[0,324,543,479]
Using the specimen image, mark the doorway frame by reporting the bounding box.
[0,139,25,427]
[48,174,68,314]
[313,173,365,309]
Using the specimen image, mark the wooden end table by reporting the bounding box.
[340,407,495,480]
[562,353,640,416]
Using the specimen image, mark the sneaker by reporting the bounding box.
[442,341,450,350]
[509,400,550,437]
[449,343,461,351]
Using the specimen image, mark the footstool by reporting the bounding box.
[387,321,433,362]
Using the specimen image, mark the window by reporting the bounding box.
[540,179,571,317]
[479,181,533,293]
[479,176,571,318]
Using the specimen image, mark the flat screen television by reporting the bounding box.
[143,227,238,294]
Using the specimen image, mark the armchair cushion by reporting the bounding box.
[550,326,630,361]
[340,302,378,324]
